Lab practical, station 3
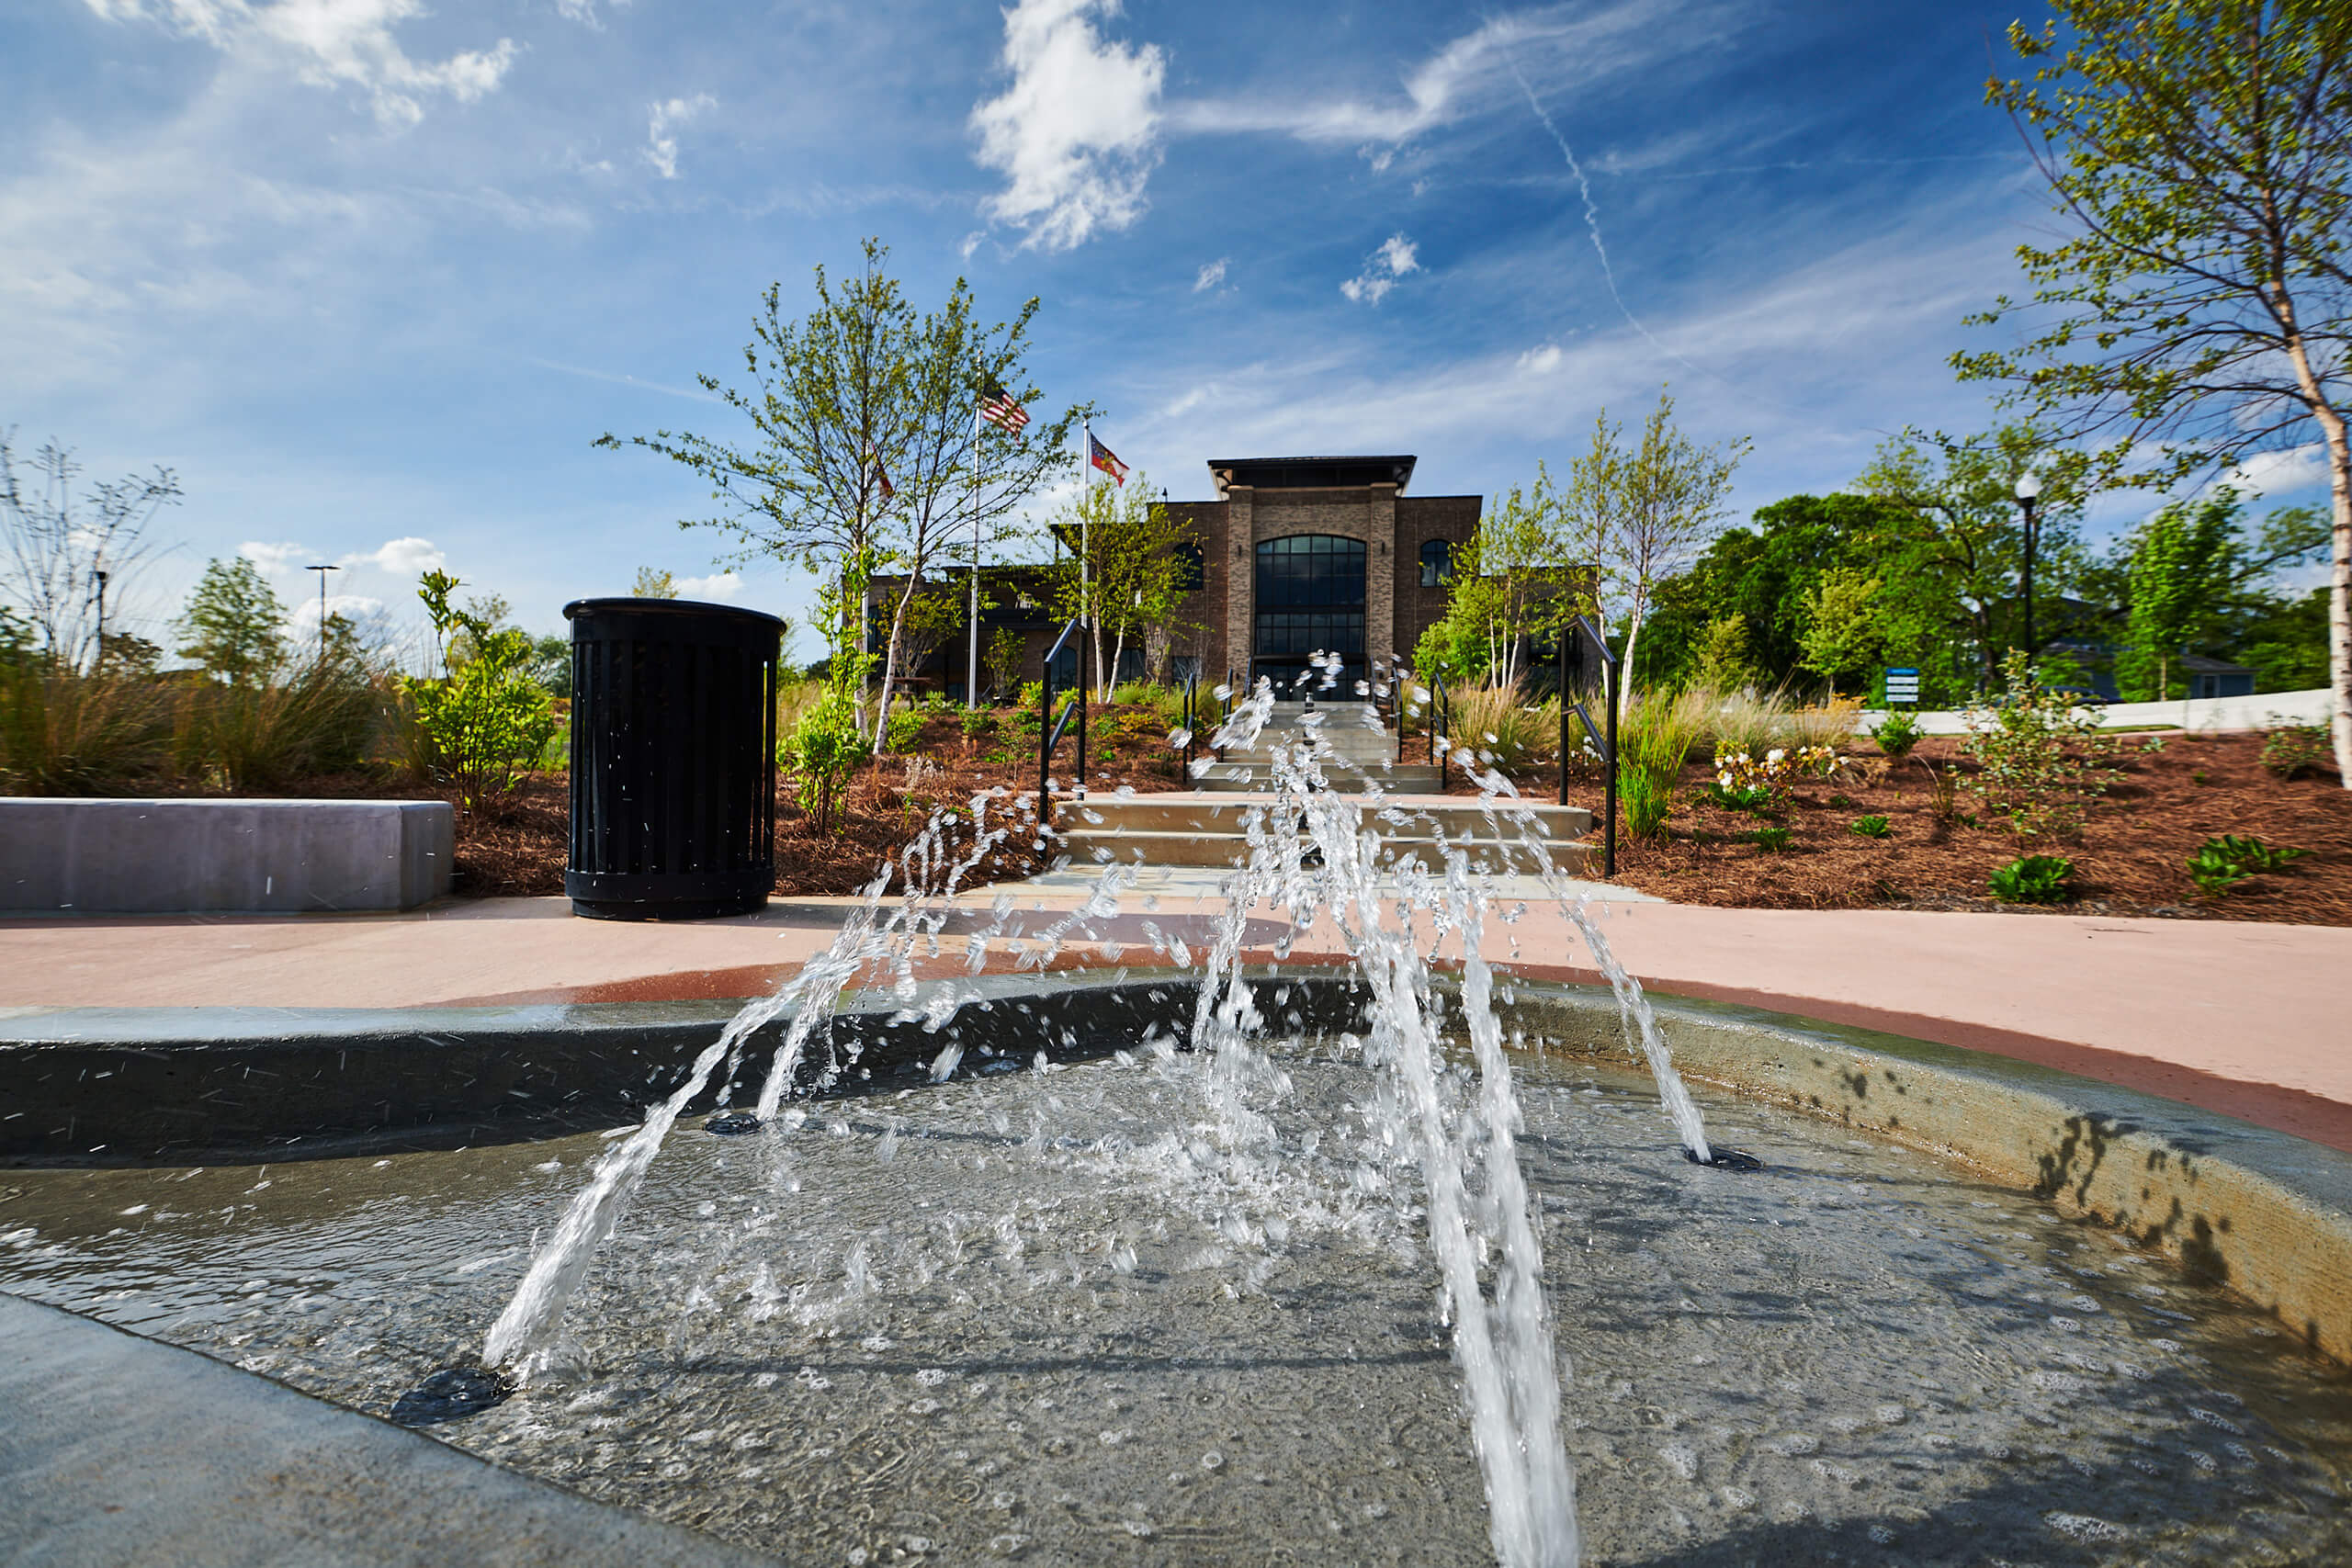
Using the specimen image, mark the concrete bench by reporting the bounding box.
[0,798,453,914]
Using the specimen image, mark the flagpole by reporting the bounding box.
[967,406,981,709]
[1080,422,1093,700]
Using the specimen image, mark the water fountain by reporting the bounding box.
[4,662,2348,1565]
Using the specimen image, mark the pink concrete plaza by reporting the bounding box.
[6,886,2346,1154]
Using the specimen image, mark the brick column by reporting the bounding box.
[1224,485,1254,687]
[1367,482,1396,670]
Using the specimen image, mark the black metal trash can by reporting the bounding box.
[564,597,781,920]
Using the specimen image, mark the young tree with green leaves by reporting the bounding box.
[1958,0,2352,782]
[1045,474,1194,694]
[1415,464,1586,692]
[175,557,287,688]
[596,239,1086,753]
[1797,568,1887,698]
[2120,495,2233,700]
[630,568,680,599]
[1855,425,2097,684]
[1564,390,1747,714]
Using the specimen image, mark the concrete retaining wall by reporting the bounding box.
[1857,685,2331,736]
[0,798,453,914]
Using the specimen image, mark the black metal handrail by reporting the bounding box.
[1036,617,1087,812]
[1178,668,1200,775]
[1557,614,1618,878]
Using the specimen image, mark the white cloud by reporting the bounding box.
[1517,344,1564,375]
[85,0,517,127]
[340,536,445,576]
[970,0,1166,252]
[2222,443,2329,497]
[1340,232,1419,304]
[239,539,311,575]
[645,95,717,181]
[290,592,388,633]
[1168,5,1681,147]
[1193,257,1227,292]
[674,571,743,602]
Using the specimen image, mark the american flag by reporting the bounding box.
[978,380,1029,433]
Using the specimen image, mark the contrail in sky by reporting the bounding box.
[1501,41,1701,378]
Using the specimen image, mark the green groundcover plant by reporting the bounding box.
[1849,815,1892,839]
[1988,853,2074,905]
[2186,834,2308,897]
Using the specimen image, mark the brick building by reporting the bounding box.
[883,454,1483,698]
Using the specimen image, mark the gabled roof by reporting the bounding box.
[1206,456,1417,495]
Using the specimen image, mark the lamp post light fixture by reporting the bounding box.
[307,565,341,655]
[2013,469,2042,661]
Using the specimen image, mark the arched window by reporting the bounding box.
[1419,538,1454,589]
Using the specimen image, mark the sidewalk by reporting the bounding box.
[4,886,2346,1152]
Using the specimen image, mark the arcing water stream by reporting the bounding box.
[481,666,1725,1568]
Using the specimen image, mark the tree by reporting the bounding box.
[175,557,288,688]
[1413,465,1590,692]
[983,624,1024,702]
[2120,494,2234,699]
[1684,613,1763,693]
[1796,568,1886,697]
[631,568,680,598]
[0,431,181,672]
[1563,390,1747,714]
[1046,474,1195,695]
[1854,426,2098,685]
[597,239,1087,750]
[1957,0,2352,783]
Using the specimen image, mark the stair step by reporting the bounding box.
[1063,795,1593,840]
[1059,828,1596,874]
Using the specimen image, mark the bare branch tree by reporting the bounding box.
[0,431,182,672]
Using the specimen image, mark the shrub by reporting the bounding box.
[180,649,383,791]
[960,710,997,739]
[1447,681,1561,771]
[1872,708,1923,759]
[1015,679,1044,714]
[2186,834,2308,897]
[782,691,868,830]
[1702,781,1774,814]
[1615,688,1708,839]
[401,636,558,812]
[2260,723,2333,780]
[1961,651,2118,838]
[1849,815,1892,839]
[1789,697,1864,750]
[1715,744,1838,805]
[1920,759,1964,825]
[0,665,173,795]
[1989,853,2074,905]
[1751,826,1792,852]
[883,705,924,753]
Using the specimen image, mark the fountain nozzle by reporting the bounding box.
[1686,1145,1764,1172]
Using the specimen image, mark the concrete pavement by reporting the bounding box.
[3,881,2346,1152]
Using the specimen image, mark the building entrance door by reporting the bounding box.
[1252,535,1366,696]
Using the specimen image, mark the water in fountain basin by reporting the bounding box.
[477,663,1718,1566]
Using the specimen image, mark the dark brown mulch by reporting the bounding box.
[447,706,1191,899]
[1525,732,2352,926]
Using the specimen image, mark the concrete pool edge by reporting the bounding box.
[0,1292,781,1567]
[4,972,2348,1364]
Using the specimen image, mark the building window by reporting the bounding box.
[1419,538,1453,589]
[1171,540,1205,592]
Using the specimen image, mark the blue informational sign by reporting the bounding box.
[1883,667,1921,706]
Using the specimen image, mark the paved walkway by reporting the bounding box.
[4,883,2346,1152]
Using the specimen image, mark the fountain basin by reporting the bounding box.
[6,975,2348,1371]
[2,987,2347,1566]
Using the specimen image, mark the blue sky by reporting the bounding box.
[6,0,2330,658]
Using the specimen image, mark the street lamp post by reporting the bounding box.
[2013,470,2042,661]
[307,565,341,656]
[92,570,107,670]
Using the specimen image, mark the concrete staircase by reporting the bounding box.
[1193,701,1445,793]
[1056,789,1596,874]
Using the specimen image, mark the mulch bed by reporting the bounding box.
[446,705,1191,898]
[1526,732,2352,926]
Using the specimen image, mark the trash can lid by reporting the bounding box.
[563,596,785,630]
